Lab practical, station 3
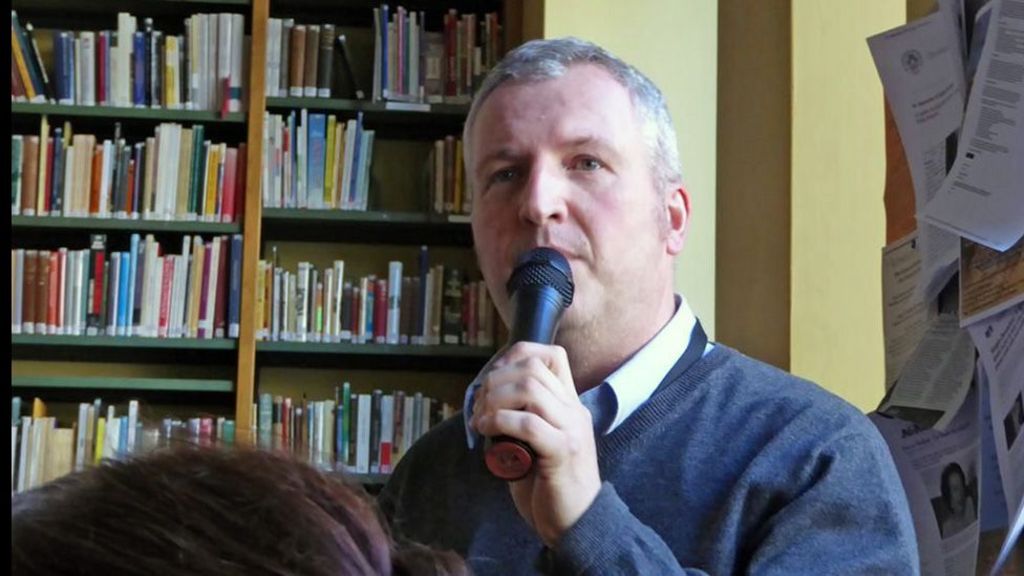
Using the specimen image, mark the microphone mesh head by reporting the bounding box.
[506,247,575,308]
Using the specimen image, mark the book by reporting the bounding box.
[336,34,365,100]
[303,24,320,98]
[317,24,335,98]
[288,25,306,97]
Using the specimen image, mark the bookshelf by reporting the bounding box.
[12,215,241,235]
[11,102,246,124]
[11,0,533,485]
[13,376,235,393]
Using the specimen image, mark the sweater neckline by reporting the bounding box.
[596,344,733,460]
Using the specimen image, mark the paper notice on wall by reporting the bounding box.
[960,236,1024,326]
[921,0,1024,252]
[869,11,966,301]
[883,232,939,390]
[881,314,978,430]
[967,302,1024,523]
[871,386,982,576]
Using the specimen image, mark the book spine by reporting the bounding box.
[11,136,22,216]
[11,12,43,101]
[50,129,64,216]
[105,253,119,335]
[288,25,305,97]
[24,22,53,102]
[86,235,107,335]
[213,236,228,338]
[378,393,392,473]
[373,278,387,344]
[307,113,326,208]
[317,24,334,99]
[303,25,320,98]
[228,234,242,338]
[387,261,402,345]
[35,250,50,334]
[11,23,36,102]
[228,14,244,113]
[58,251,71,335]
[20,136,39,216]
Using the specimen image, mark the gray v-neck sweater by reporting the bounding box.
[379,344,918,575]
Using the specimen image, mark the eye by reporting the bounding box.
[571,157,604,172]
[489,167,519,185]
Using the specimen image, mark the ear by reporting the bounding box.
[664,184,689,255]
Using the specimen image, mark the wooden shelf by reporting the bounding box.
[265,97,468,137]
[12,334,238,350]
[256,341,492,371]
[11,102,246,124]
[12,215,241,235]
[12,335,238,364]
[261,208,472,245]
[12,376,234,393]
[267,96,469,116]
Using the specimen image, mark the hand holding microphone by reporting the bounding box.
[483,247,575,481]
[473,247,602,546]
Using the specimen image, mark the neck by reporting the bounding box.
[561,288,678,394]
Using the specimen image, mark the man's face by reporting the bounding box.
[468,64,684,343]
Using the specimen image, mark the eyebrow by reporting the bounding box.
[475,134,621,170]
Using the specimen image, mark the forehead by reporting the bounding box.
[470,64,640,153]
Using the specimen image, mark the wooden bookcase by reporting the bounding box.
[11,0,536,452]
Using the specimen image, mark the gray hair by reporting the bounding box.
[463,36,684,191]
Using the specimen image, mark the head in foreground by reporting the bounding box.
[11,447,468,576]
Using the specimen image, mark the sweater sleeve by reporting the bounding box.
[545,482,710,576]
[547,431,918,575]
[744,431,919,575]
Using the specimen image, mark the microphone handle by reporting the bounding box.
[484,286,564,481]
[483,435,536,481]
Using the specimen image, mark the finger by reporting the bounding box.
[476,408,567,461]
[491,344,575,400]
[474,368,570,431]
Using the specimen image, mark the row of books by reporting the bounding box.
[428,136,471,216]
[260,109,374,210]
[261,7,503,105]
[12,396,237,494]
[12,121,246,222]
[372,6,503,104]
[11,11,248,114]
[254,387,455,474]
[11,234,243,339]
[255,248,498,347]
[264,21,362,100]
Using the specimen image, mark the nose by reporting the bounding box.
[518,161,568,226]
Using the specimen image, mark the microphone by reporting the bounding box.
[484,247,575,481]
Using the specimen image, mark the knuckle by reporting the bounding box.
[525,356,547,375]
[521,416,545,439]
[516,376,541,397]
[508,341,531,357]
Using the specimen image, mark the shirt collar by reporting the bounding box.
[583,294,696,434]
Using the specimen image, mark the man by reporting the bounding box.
[380,37,918,575]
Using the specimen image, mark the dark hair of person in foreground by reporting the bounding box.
[11,446,468,576]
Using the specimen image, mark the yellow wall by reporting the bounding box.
[716,0,791,370]
[543,0,718,337]
[790,1,904,410]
